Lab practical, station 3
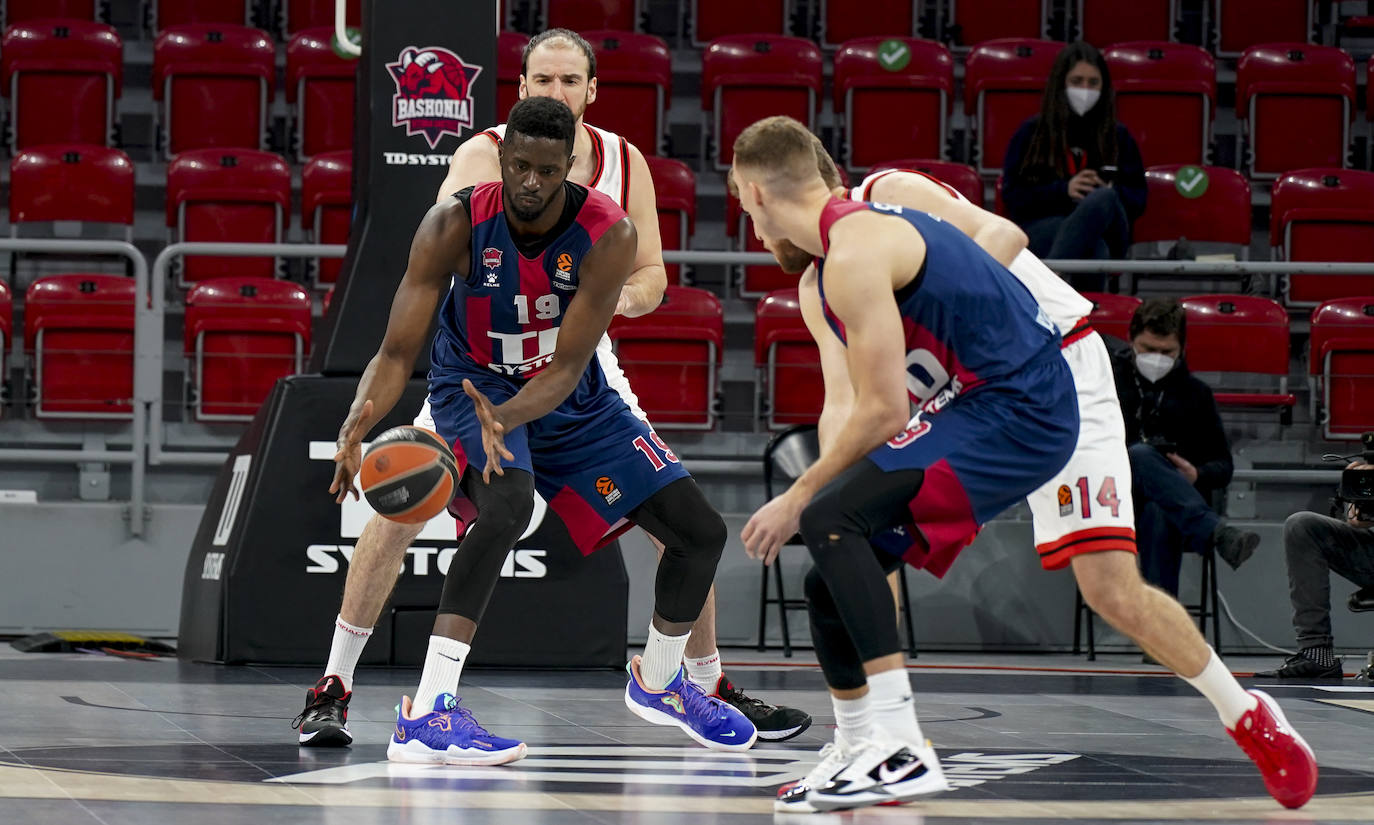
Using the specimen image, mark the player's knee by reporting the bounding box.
[802,566,831,607]
[689,508,727,564]
[798,492,847,556]
[471,472,535,545]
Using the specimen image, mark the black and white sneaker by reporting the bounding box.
[774,740,854,812]
[713,674,812,742]
[806,737,949,811]
[293,675,353,747]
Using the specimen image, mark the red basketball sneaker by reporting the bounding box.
[1227,690,1318,809]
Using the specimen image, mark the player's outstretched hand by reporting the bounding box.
[742,489,808,567]
[464,379,514,483]
[330,399,373,503]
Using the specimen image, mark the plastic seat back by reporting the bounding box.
[964,38,1063,175]
[153,24,276,157]
[287,27,356,160]
[834,37,953,170]
[608,286,723,429]
[755,288,823,428]
[1106,42,1215,167]
[702,35,822,170]
[166,148,291,286]
[24,273,136,418]
[1271,168,1374,306]
[302,150,353,288]
[1,20,122,151]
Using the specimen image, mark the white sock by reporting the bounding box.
[1182,648,1258,729]
[323,615,372,691]
[641,625,690,690]
[867,668,924,745]
[832,693,874,750]
[685,650,723,691]
[411,635,471,717]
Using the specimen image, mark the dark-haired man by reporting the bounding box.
[326,97,753,765]
[1110,298,1259,598]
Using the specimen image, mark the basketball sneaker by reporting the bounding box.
[293,675,352,747]
[624,655,757,752]
[806,735,950,812]
[1227,689,1318,809]
[387,693,527,766]
[775,740,855,813]
[714,674,812,742]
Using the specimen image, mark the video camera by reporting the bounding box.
[1332,432,1374,522]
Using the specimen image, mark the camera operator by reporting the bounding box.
[1109,298,1260,598]
[1257,441,1374,680]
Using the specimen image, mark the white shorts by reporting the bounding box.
[1026,331,1138,570]
[412,334,647,540]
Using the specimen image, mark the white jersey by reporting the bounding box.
[480,122,630,208]
[851,169,1094,336]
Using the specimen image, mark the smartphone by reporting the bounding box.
[1099,165,1118,185]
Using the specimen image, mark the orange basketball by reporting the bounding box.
[360,426,460,524]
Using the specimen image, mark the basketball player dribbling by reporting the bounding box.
[294,28,808,749]
[326,97,754,765]
[732,117,1317,812]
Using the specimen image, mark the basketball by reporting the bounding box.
[360,426,460,524]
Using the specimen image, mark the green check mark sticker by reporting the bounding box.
[1174,165,1208,199]
[877,39,911,72]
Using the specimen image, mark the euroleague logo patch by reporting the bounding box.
[1057,484,1073,516]
[596,475,622,505]
[386,46,482,148]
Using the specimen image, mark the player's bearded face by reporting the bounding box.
[765,237,812,275]
[521,45,595,121]
[501,135,572,222]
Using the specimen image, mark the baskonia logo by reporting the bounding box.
[386,46,482,148]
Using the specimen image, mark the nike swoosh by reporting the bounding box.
[720,731,736,738]
[438,654,462,662]
[878,761,925,784]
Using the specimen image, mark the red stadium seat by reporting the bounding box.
[727,195,793,298]
[282,0,360,37]
[644,156,695,286]
[166,148,291,287]
[497,31,528,122]
[151,0,250,32]
[820,0,917,49]
[0,279,11,412]
[692,0,789,47]
[9,145,135,238]
[608,285,723,429]
[755,288,822,429]
[1270,168,1374,306]
[544,0,638,31]
[964,38,1063,176]
[0,21,122,152]
[702,35,822,170]
[1214,0,1313,58]
[585,31,670,155]
[993,174,1006,215]
[1180,294,1295,419]
[1080,292,1141,343]
[949,0,1046,47]
[184,277,312,421]
[1105,42,1216,167]
[287,27,356,160]
[1078,0,1174,45]
[302,150,352,288]
[1310,297,1374,440]
[867,159,984,207]
[23,273,135,418]
[153,24,275,157]
[3,1,99,26]
[1134,165,1251,250]
[1236,43,1355,180]
[834,37,953,171]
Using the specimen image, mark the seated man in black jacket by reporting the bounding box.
[1110,298,1260,596]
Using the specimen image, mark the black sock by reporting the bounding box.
[1300,645,1335,668]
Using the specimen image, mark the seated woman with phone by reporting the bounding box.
[1001,41,1146,292]
[1109,298,1260,598]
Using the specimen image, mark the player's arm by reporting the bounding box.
[868,173,1027,268]
[330,200,469,501]
[797,268,855,455]
[435,133,502,203]
[616,143,668,317]
[490,217,638,430]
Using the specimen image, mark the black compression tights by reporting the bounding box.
[630,477,728,627]
[799,459,924,690]
[437,468,535,623]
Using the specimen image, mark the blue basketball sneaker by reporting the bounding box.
[386,693,527,766]
[623,654,757,751]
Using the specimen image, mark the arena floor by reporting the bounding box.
[3,646,1373,825]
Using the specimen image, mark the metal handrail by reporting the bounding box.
[0,239,150,535]
[661,250,1374,274]
[147,242,347,467]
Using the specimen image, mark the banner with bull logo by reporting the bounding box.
[387,46,483,148]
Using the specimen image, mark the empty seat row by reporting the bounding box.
[1,0,362,38]
[3,273,309,420]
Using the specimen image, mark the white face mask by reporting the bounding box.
[1135,351,1176,383]
[1066,86,1100,116]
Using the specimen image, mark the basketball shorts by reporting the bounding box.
[867,349,1079,578]
[1025,330,1137,569]
[422,340,688,555]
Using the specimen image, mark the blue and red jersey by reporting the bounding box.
[432,180,626,379]
[815,198,1061,413]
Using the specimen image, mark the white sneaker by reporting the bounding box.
[774,740,854,813]
[805,736,950,812]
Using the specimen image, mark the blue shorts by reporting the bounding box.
[868,351,1079,578]
[426,362,690,555]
